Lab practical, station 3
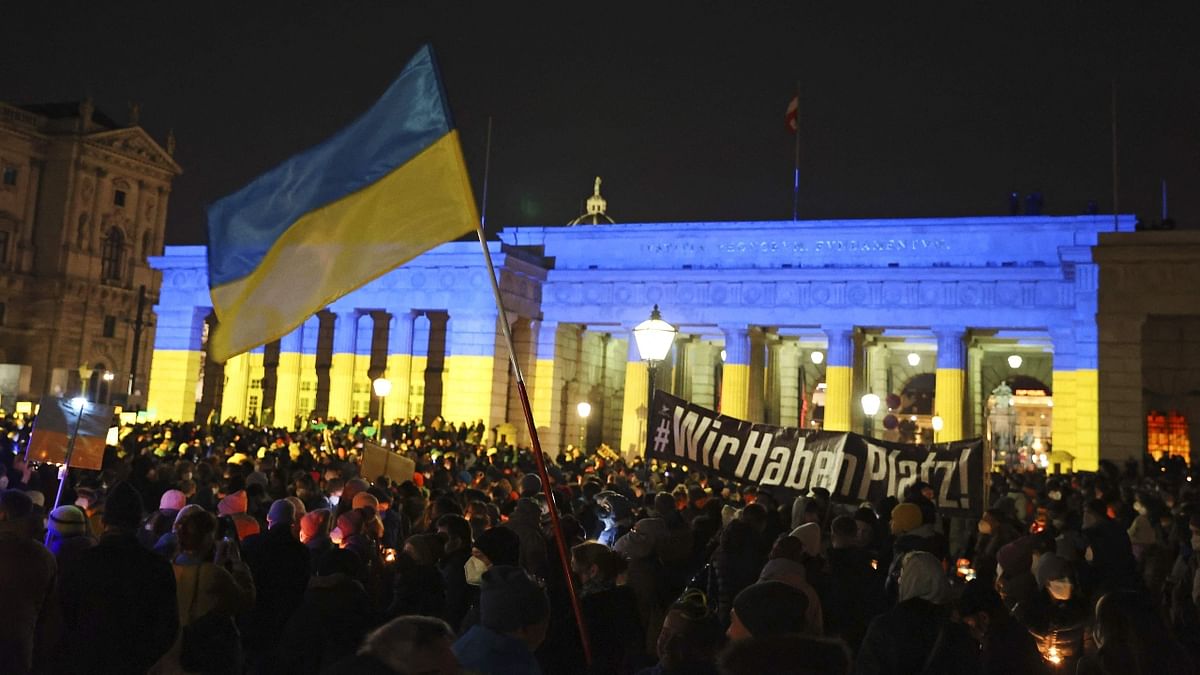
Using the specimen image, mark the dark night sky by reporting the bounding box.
[3,2,1197,245]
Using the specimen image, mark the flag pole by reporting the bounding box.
[472,117,593,665]
[46,400,86,545]
[792,83,801,222]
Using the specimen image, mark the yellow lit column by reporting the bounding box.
[441,313,502,426]
[384,311,414,423]
[220,352,250,421]
[1053,325,1099,471]
[273,325,303,430]
[822,326,854,432]
[720,325,751,419]
[327,310,359,422]
[934,327,967,442]
[146,306,206,422]
[529,321,562,454]
[620,336,649,459]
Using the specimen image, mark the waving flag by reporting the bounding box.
[206,45,478,363]
[26,397,114,471]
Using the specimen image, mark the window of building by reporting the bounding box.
[113,189,126,207]
[0,230,9,265]
[103,315,117,338]
[101,228,124,281]
[250,378,263,389]
[0,303,6,326]
[1,167,16,187]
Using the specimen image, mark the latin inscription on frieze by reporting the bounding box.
[639,237,950,257]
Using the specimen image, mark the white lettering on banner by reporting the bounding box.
[702,421,722,463]
[936,461,958,509]
[712,434,740,468]
[784,437,814,490]
[737,430,773,482]
[896,460,919,498]
[761,447,791,486]
[671,407,711,462]
[860,443,889,501]
[837,452,858,498]
[958,447,973,509]
[919,451,939,485]
[886,450,900,498]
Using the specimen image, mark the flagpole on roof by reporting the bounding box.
[472,117,594,665]
[791,82,801,222]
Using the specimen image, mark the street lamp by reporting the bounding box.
[860,393,880,437]
[576,401,591,451]
[633,305,677,450]
[810,350,824,365]
[372,377,392,442]
[931,415,944,444]
[907,352,921,367]
[1007,354,1023,369]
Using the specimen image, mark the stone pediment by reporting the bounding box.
[86,128,182,175]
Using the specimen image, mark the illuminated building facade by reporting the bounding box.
[0,100,179,408]
[148,183,1138,471]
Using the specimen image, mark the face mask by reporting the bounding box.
[978,520,993,535]
[1134,503,1147,515]
[1048,578,1072,601]
[1084,546,1094,562]
[465,555,488,586]
[1048,491,1062,501]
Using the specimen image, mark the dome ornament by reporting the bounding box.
[568,176,615,225]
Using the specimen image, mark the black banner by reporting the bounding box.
[646,390,985,516]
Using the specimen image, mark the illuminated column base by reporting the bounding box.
[935,368,965,441]
[1052,369,1077,470]
[384,353,412,422]
[442,355,496,425]
[274,351,301,428]
[146,349,202,422]
[823,365,852,432]
[531,357,559,451]
[1074,370,1099,471]
[720,363,750,419]
[619,360,649,459]
[327,352,355,421]
[220,352,250,421]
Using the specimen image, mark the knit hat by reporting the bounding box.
[479,565,550,632]
[301,508,331,541]
[174,504,204,526]
[103,481,144,528]
[245,471,268,489]
[1034,553,1072,589]
[996,536,1035,577]
[759,558,809,590]
[218,490,248,516]
[25,490,45,507]
[890,502,923,535]
[160,489,187,511]
[473,526,521,567]
[732,581,809,637]
[789,522,822,557]
[233,514,261,541]
[48,505,87,537]
[351,491,379,511]
[336,510,363,538]
[342,478,370,506]
[285,496,306,519]
[899,551,951,605]
[519,473,542,495]
[267,499,295,527]
[0,489,33,519]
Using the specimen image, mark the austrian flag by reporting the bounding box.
[785,95,798,133]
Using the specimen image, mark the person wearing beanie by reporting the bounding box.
[240,498,312,670]
[857,551,980,675]
[273,548,377,675]
[473,526,521,570]
[138,488,189,550]
[46,504,96,569]
[0,489,56,675]
[218,489,249,516]
[956,579,1045,675]
[789,521,823,558]
[995,536,1039,611]
[500,497,548,578]
[160,489,188,512]
[518,472,541,497]
[728,580,810,640]
[453,565,549,674]
[889,502,923,536]
[758,558,824,635]
[58,481,179,674]
[1012,553,1090,670]
[153,504,204,559]
[300,508,334,575]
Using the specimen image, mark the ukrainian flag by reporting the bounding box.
[206,45,478,363]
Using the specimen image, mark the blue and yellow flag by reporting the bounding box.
[206,45,478,362]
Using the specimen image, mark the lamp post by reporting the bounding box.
[632,305,677,452]
[102,370,115,405]
[77,364,93,400]
[860,393,880,437]
[372,377,392,442]
[931,415,944,445]
[576,401,591,452]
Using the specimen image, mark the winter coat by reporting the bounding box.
[825,546,886,649]
[855,598,980,675]
[271,573,379,675]
[454,624,543,675]
[240,525,312,658]
[0,525,56,675]
[59,531,179,674]
[580,583,646,674]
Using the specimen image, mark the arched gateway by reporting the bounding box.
[147,212,1134,472]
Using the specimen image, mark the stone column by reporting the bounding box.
[934,326,967,442]
[273,324,304,429]
[441,312,503,427]
[619,336,650,459]
[146,305,207,422]
[327,310,359,421]
[776,341,801,428]
[384,311,415,423]
[220,351,250,421]
[823,326,854,432]
[720,325,751,419]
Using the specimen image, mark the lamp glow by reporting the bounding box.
[372,377,393,397]
[1007,354,1023,369]
[860,393,881,416]
[632,305,677,362]
[576,401,592,418]
[102,371,115,382]
[71,397,88,410]
[907,352,921,367]
[931,415,944,432]
[719,349,727,363]
[810,351,824,365]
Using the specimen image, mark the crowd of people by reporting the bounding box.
[1,412,1199,674]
